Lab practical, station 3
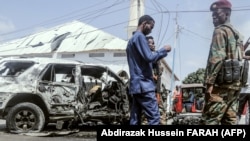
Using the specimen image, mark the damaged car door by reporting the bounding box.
[38,64,80,127]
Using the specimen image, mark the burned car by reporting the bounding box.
[0,57,130,133]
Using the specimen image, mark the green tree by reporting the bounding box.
[182,68,205,84]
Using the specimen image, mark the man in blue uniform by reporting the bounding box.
[126,15,171,125]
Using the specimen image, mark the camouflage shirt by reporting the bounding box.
[204,23,242,89]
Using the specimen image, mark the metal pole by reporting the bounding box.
[168,11,179,113]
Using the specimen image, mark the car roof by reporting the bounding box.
[0,57,125,84]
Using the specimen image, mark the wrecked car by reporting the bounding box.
[0,57,130,133]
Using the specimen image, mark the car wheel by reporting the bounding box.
[6,102,45,133]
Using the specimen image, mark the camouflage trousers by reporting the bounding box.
[158,93,167,125]
[200,86,240,125]
[141,93,167,125]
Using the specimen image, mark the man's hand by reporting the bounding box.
[163,45,171,52]
[153,74,158,81]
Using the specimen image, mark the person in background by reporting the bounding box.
[201,0,243,125]
[183,89,195,112]
[237,50,250,124]
[188,90,195,102]
[126,15,171,125]
[237,85,250,125]
[141,35,167,125]
[196,91,205,111]
[172,85,180,112]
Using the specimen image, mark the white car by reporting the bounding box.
[0,57,130,133]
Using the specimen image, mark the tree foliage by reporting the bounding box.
[182,68,205,84]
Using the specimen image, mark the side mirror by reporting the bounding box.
[245,50,250,56]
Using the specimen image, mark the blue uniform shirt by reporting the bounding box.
[126,31,168,94]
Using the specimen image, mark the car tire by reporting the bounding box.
[6,102,45,133]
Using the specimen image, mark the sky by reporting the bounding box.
[0,0,250,84]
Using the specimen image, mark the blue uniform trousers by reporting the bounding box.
[130,91,160,125]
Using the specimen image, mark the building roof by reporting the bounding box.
[0,21,127,57]
[0,20,179,82]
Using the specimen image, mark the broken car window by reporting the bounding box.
[0,61,35,76]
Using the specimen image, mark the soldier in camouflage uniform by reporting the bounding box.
[201,0,243,125]
[141,36,167,125]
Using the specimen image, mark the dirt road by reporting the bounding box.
[0,120,96,141]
